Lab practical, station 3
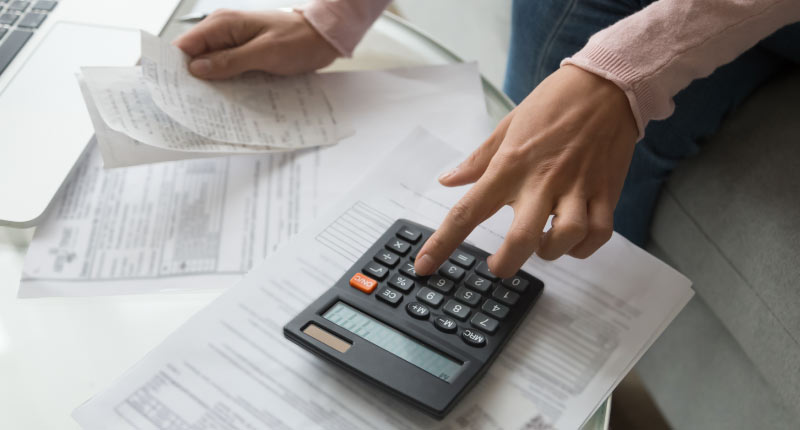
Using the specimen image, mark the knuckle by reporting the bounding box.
[212,8,239,19]
[559,218,588,238]
[507,226,540,247]
[588,219,613,243]
[447,203,475,229]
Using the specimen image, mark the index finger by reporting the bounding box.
[173,10,244,57]
[415,177,506,275]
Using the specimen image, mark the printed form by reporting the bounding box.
[72,129,693,429]
[21,63,491,297]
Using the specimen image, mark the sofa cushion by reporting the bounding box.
[649,68,800,419]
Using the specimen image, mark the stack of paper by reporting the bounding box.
[78,32,352,167]
[71,129,694,429]
[22,62,491,297]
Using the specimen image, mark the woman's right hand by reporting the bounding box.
[174,9,340,80]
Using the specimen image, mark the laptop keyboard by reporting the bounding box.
[0,0,57,75]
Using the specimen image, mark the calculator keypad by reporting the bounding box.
[349,223,543,348]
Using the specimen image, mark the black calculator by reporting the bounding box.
[283,219,544,419]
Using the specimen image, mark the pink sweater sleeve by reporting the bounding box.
[299,0,392,57]
[562,0,800,138]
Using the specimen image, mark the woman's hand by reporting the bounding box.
[415,65,639,278]
[174,9,339,79]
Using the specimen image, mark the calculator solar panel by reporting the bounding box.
[284,219,544,418]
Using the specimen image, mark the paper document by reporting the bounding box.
[21,63,490,297]
[79,32,349,167]
[72,128,693,429]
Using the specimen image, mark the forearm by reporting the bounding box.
[562,0,800,137]
[299,0,392,57]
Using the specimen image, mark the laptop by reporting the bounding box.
[0,0,180,227]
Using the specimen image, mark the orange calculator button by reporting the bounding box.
[349,273,378,293]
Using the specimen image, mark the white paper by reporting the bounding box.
[140,31,348,148]
[21,63,490,297]
[188,0,294,17]
[80,67,287,155]
[71,128,693,429]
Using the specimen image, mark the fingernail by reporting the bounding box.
[189,59,212,76]
[415,253,436,275]
[438,167,457,182]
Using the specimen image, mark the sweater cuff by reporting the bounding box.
[562,42,666,140]
[297,1,379,58]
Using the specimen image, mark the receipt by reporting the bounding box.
[140,31,350,148]
[81,67,287,154]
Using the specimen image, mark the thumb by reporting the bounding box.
[438,112,513,186]
[188,43,261,80]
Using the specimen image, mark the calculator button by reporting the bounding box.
[416,287,443,308]
[461,329,486,347]
[396,226,422,243]
[374,250,400,267]
[434,316,458,333]
[387,274,414,292]
[492,286,520,306]
[481,299,510,320]
[410,247,419,261]
[427,275,454,294]
[464,274,492,293]
[363,261,389,280]
[438,262,465,282]
[406,302,430,319]
[376,286,403,306]
[502,276,529,292]
[470,313,499,334]
[449,250,475,268]
[474,262,499,281]
[443,300,471,321]
[349,273,377,294]
[399,262,419,278]
[385,238,411,255]
[454,287,481,306]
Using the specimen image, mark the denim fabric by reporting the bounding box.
[504,0,800,246]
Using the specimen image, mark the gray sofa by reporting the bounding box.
[637,69,800,429]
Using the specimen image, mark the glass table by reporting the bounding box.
[0,5,609,429]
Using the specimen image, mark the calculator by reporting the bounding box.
[283,219,544,419]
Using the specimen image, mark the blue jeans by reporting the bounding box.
[504,0,800,246]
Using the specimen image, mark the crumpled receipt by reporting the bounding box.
[78,31,352,167]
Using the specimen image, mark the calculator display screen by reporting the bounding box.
[323,302,462,382]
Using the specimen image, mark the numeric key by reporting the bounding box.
[416,287,443,308]
[470,313,499,334]
[427,275,454,294]
[492,286,519,306]
[454,287,480,306]
[443,300,470,321]
[438,262,465,282]
[502,276,529,292]
[481,299,509,320]
[464,274,491,293]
